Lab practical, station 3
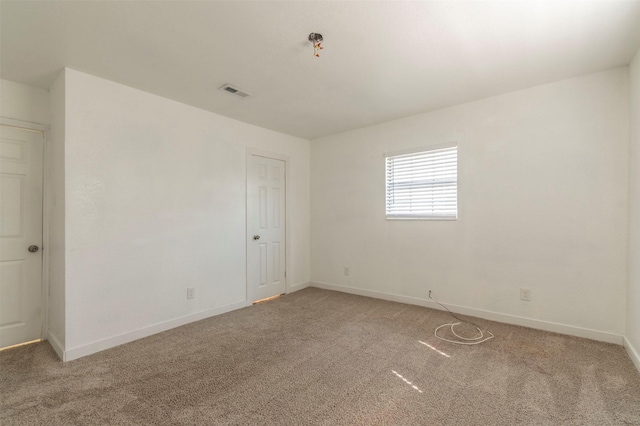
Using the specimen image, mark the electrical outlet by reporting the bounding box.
[343,266,350,276]
[187,287,195,299]
[520,288,531,301]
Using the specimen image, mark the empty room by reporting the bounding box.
[1,1,640,424]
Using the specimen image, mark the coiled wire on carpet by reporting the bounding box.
[429,291,494,345]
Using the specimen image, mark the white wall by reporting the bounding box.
[311,68,629,341]
[62,69,310,359]
[0,79,50,125]
[628,48,640,369]
[47,71,66,357]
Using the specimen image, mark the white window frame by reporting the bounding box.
[385,143,458,221]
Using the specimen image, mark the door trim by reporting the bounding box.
[1,117,50,342]
[246,148,291,303]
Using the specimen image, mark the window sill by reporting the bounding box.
[386,216,457,221]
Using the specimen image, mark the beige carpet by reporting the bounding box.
[2,287,640,425]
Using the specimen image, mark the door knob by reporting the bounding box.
[253,235,261,240]
[28,245,39,253]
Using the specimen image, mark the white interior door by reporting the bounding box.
[0,125,44,348]
[247,155,286,302]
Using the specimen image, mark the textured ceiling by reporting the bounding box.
[2,1,640,140]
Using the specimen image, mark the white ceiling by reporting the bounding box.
[2,1,640,140]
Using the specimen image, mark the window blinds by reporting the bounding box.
[385,145,457,220]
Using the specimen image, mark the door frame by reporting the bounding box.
[246,148,291,303]
[1,117,50,342]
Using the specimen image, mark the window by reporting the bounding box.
[385,144,457,220]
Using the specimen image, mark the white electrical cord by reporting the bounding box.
[429,291,494,345]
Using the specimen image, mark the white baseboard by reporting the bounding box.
[311,281,624,345]
[64,300,248,362]
[624,337,640,374]
[288,281,311,293]
[47,331,65,361]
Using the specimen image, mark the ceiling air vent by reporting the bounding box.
[220,84,252,98]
